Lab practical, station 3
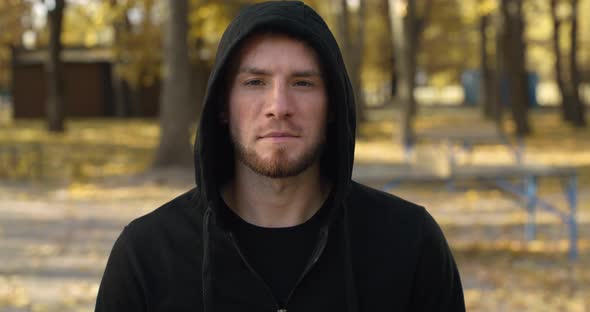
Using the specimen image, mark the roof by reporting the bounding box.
[12,46,114,65]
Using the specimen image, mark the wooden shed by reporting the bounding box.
[11,47,160,118]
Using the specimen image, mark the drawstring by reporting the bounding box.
[342,202,359,312]
[202,203,213,311]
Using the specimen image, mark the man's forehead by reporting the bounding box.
[230,31,322,72]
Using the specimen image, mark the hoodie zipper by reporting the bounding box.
[228,227,329,312]
[280,228,328,312]
[282,227,328,308]
[228,232,282,311]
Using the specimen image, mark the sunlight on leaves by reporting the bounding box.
[0,284,29,309]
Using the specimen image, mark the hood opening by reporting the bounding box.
[194,1,356,212]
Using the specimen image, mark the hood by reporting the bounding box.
[193,0,356,210]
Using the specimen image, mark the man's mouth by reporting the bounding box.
[258,132,300,141]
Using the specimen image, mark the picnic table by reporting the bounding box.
[354,123,580,260]
[405,122,524,164]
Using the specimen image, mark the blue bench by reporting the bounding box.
[353,162,580,260]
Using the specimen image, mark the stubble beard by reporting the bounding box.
[231,134,325,179]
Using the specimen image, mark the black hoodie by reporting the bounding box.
[95,1,465,311]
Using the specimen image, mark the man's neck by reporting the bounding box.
[222,161,330,228]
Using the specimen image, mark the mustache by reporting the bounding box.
[256,121,302,138]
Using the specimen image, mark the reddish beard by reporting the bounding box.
[231,134,324,178]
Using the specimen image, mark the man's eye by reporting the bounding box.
[244,79,264,86]
[294,81,313,87]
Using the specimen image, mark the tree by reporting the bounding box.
[499,0,531,135]
[46,0,66,132]
[389,0,412,148]
[551,0,586,127]
[383,0,396,100]
[354,0,366,124]
[110,0,163,117]
[388,0,433,147]
[0,2,30,91]
[337,0,367,126]
[568,0,586,126]
[109,0,135,117]
[479,13,499,122]
[153,0,194,168]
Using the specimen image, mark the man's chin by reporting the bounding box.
[232,138,324,179]
[245,155,307,178]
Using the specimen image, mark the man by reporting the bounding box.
[96,1,465,311]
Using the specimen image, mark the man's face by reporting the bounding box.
[227,33,328,178]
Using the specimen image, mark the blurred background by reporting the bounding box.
[0,0,589,311]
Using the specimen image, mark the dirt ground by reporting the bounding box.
[1,109,589,311]
[0,166,588,312]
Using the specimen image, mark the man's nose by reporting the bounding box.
[265,81,293,119]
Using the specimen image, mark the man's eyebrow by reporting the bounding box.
[238,66,271,75]
[237,66,322,78]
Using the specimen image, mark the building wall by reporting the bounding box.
[12,62,110,118]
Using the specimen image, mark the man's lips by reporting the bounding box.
[258,132,300,139]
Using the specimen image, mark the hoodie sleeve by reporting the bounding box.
[95,226,147,312]
[410,207,465,312]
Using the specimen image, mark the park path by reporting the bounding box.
[0,165,589,311]
[0,172,190,312]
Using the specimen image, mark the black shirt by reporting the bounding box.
[220,195,331,307]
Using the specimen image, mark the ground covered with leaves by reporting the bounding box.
[0,109,589,311]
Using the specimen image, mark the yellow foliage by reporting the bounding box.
[430,71,456,88]
[0,286,29,308]
[189,2,232,53]
[1,0,590,99]
[478,0,498,15]
[0,1,30,89]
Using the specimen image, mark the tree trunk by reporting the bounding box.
[500,0,531,135]
[495,14,506,127]
[568,0,586,126]
[410,0,433,117]
[551,0,586,126]
[153,0,194,168]
[392,0,432,121]
[46,0,66,132]
[389,0,414,147]
[383,0,397,100]
[353,0,366,125]
[405,0,418,118]
[337,0,366,126]
[480,14,498,121]
[551,0,573,122]
[111,74,128,117]
[388,0,433,146]
[110,1,133,117]
[337,0,351,82]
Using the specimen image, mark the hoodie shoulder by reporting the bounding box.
[346,180,432,252]
[130,187,199,223]
[347,181,465,311]
[97,188,205,311]
[348,180,425,221]
[124,187,203,249]
[115,187,205,279]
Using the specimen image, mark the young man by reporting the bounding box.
[95,1,465,311]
